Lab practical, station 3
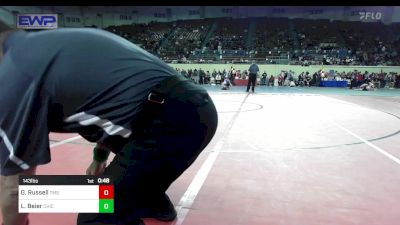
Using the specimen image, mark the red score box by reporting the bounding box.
[99,185,114,199]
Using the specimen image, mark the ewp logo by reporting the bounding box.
[17,14,58,29]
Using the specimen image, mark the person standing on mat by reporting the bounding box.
[0,26,218,225]
[246,62,259,93]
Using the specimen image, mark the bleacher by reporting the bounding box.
[104,18,400,66]
[162,19,212,60]
[209,18,250,51]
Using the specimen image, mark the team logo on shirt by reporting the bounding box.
[17,14,58,29]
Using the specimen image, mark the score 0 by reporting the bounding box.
[99,185,114,198]
[99,185,114,213]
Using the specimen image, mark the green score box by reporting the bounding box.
[99,199,114,213]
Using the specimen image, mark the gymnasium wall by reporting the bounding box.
[169,64,400,77]
[1,6,400,29]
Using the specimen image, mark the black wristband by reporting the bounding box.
[93,146,111,162]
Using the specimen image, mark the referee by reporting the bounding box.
[0,27,218,225]
[246,62,260,93]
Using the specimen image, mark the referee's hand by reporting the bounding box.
[86,160,107,175]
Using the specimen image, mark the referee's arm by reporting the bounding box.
[0,166,36,225]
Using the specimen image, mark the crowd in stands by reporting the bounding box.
[174,67,400,90]
[161,20,211,60]
[253,18,293,58]
[105,22,173,54]
[290,20,400,66]
[105,18,400,66]
[208,18,249,51]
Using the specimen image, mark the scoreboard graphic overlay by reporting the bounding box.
[19,175,114,213]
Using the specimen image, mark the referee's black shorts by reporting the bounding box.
[77,75,218,224]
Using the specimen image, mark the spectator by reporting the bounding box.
[199,68,205,85]
[205,71,211,84]
[215,72,222,85]
[305,72,311,86]
[278,73,284,86]
[268,75,275,86]
[298,72,305,87]
[261,72,267,85]
[221,77,232,90]
[349,76,357,89]
[192,69,199,84]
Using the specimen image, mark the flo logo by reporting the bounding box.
[359,11,382,21]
